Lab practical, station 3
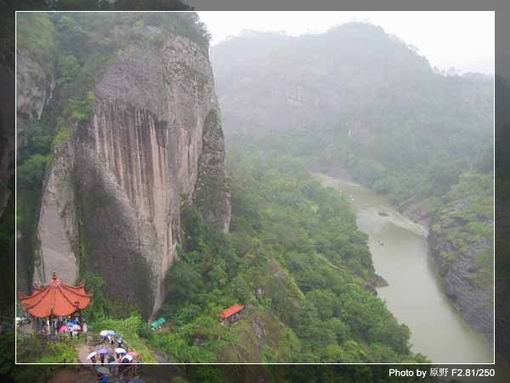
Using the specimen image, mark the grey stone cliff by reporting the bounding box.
[429,201,494,348]
[28,33,230,318]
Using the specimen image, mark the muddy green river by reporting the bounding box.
[315,173,492,363]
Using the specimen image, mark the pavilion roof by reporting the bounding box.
[18,274,91,318]
[219,304,245,320]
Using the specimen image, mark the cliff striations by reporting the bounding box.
[17,14,230,318]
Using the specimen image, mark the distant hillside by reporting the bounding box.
[212,22,492,206]
[211,22,494,343]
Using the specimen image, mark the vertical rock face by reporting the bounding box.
[17,49,55,124]
[194,109,231,232]
[16,46,56,291]
[33,142,77,286]
[429,207,494,347]
[33,33,230,318]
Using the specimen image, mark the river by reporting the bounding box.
[315,172,492,363]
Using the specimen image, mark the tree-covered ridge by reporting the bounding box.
[212,23,493,207]
[150,146,427,363]
[212,26,494,342]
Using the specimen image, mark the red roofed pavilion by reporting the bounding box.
[219,304,245,324]
[18,272,92,318]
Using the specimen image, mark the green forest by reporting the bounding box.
[12,10,494,373]
[16,144,427,364]
[148,144,426,363]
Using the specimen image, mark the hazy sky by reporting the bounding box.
[197,11,494,74]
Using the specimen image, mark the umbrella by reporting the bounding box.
[128,351,139,359]
[100,330,115,336]
[96,367,112,376]
[96,347,109,355]
[71,324,81,331]
[121,354,134,362]
[87,351,97,360]
[115,348,127,355]
[58,326,67,334]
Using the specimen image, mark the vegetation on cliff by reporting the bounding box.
[430,172,493,287]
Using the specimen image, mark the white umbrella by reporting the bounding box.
[86,351,97,360]
[122,354,134,362]
[100,330,115,336]
[115,347,127,355]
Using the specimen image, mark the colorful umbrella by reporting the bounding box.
[86,351,97,360]
[96,347,109,354]
[58,326,68,334]
[115,347,127,355]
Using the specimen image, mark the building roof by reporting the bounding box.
[219,304,245,320]
[18,274,92,318]
[151,317,166,329]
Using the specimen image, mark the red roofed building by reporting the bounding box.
[219,304,245,324]
[18,272,92,318]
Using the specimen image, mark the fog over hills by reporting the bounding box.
[211,22,494,346]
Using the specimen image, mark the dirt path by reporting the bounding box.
[77,343,96,364]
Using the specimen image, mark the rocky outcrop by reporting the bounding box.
[17,50,55,121]
[194,109,231,232]
[428,194,494,347]
[33,142,78,286]
[16,45,56,291]
[32,32,230,318]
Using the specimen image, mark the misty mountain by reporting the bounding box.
[212,22,493,203]
[212,22,494,344]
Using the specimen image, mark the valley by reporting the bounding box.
[14,12,494,366]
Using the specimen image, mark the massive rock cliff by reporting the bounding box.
[16,29,57,292]
[430,227,493,347]
[76,34,229,317]
[19,18,230,318]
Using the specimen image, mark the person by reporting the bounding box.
[96,372,109,383]
[90,354,97,365]
[118,356,131,375]
[100,353,105,365]
[83,321,88,334]
[36,318,43,334]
